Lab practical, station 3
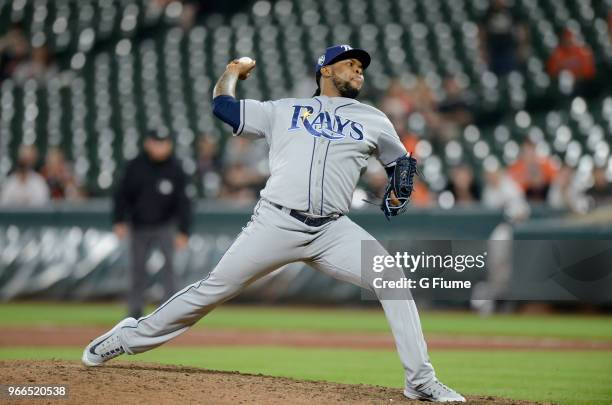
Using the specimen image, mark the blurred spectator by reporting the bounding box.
[13,44,57,83]
[444,164,481,204]
[508,140,557,202]
[482,167,528,214]
[547,164,588,213]
[609,9,612,45]
[438,76,476,126]
[380,80,423,155]
[410,178,434,208]
[547,28,596,80]
[586,167,612,207]
[473,167,528,316]
[397,78,446,142]
[219,137,269,203]
[409,78,443,132]
[113,130,192,319]
[0,23,29,81]
[547,28,596,97]
[0,144,49,206]
[40,147,82,200]
[196,135,223,198]
[437,76,475,139]
[381,79,413,121]
[478,0,530,76]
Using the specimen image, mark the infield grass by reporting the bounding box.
[0,302,611,341]
[0,347,610,405]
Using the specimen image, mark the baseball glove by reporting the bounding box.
[381,155,418,220]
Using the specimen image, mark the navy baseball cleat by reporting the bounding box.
[404,379,466,402]
[81,317,137,367]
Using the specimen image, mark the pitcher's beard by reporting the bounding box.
[332,77,360,99]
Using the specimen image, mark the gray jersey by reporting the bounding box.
[233,95,407,216]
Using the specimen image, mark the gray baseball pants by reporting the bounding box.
[118,199,436,388]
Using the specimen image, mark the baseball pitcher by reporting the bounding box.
[82,45,465,402]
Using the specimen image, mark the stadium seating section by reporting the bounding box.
[0,0,610,196]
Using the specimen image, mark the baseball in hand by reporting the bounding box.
[237,57,254,64]
[230,56,256,80]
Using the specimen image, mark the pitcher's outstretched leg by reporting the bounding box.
[82,200,305,366]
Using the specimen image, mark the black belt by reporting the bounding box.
[271,203,342,227]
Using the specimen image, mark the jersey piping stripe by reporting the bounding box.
[319,140,331,215]
[306,137,316,212]
[333,102,355,115]
[236,100,246,135]
[307,98,322,212]
[313,97,323,114]
[316,102,351,214]
[120,272,213,331]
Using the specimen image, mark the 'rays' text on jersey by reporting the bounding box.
[288,105,364,141]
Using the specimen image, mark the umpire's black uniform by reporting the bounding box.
[113,131,191,318]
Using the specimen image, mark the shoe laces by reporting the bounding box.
[422,380,453,396]
[97,334,125,359]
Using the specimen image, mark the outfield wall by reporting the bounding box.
[1,200,610,306]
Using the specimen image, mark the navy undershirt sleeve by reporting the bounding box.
[212,95,241,132]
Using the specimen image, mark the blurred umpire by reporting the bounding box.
[113,129,192,319]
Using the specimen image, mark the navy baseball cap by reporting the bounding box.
[314,45,371,95]
[315,44,371,73]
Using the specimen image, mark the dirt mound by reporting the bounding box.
[0,360,544,404]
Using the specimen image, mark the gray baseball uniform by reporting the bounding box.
[117,95,436,389]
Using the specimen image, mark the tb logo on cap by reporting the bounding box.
[319,45,352,66]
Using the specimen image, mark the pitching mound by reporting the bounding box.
[1,360,540,404]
